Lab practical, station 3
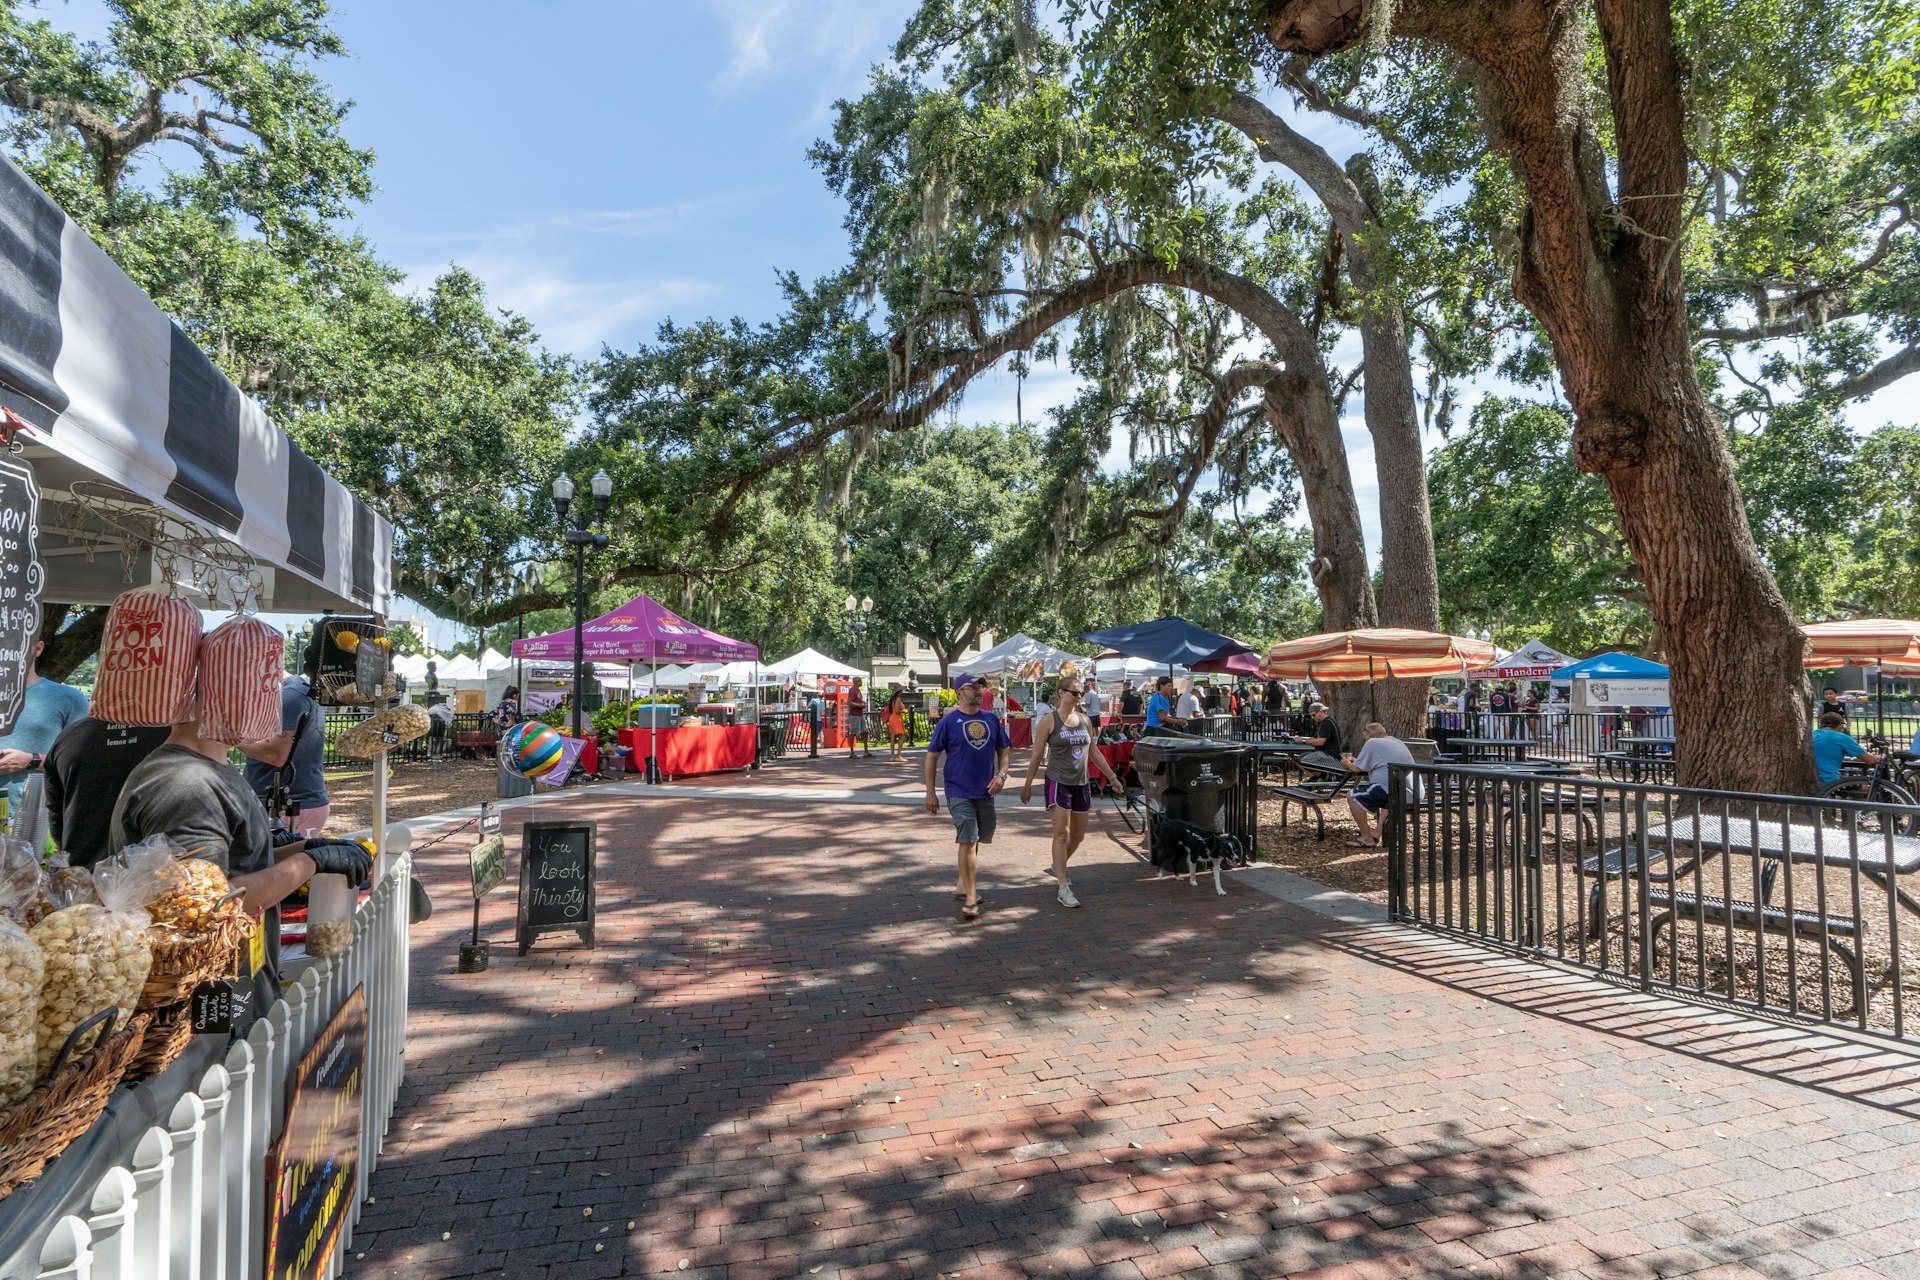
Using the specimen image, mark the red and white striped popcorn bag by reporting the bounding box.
[92,586,203,726]
[198,614,285,744]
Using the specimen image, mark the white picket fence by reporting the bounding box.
[14,853,412,1280]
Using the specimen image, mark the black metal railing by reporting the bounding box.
[1384,762,1920,1042]
[321,709,500,768]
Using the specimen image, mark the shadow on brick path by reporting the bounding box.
[345,776,1920,1280]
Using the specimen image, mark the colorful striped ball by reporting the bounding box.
[505,722,566,778]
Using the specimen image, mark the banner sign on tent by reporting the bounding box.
[1573,678,1670,711]
[1466,638,1573,681]
[0,454,44,735]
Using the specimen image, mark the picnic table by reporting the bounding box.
[1616,735,1675,755]
[1597,746,1676,783]
[1646,814,1920,917]
[1453,736,1535,763]
[1251,740,1316,782]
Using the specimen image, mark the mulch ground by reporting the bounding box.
[344,761,1920,1280]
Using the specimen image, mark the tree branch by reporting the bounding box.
[1826,342,1920,401]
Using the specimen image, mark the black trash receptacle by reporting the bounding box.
[1131,737,1257,857]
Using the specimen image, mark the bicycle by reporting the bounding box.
[1821,742,1920,837]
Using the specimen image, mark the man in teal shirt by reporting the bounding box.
[1812,711,1877,787]
[0,641,92,809]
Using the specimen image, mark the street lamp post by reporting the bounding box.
[843,593,873,670]
[552,470,613,743]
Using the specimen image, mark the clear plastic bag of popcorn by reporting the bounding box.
[0,838,38,929]
[28,838,172,1077]
[42,853,99,913]
[0,850,43,1106]
[147,853,233,936]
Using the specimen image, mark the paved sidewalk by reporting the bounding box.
[348,759,1920,1280]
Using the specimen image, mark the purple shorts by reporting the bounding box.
[1045,780,1093,812]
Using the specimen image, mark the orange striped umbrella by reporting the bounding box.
[1800,619,1920,669]
[1261,628,1499,682]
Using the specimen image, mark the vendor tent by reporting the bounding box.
[950,632,1087,678]
[0,156,391,614]
[1466,638,1573,681]
[1080,617,1254,669]
[511,592,758,782]
[1095,653,1192,682]
[511,592,757,664]
[763,648,865,679]
[1549,652,1669,683]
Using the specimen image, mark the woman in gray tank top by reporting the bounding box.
[1020,675,1125,909]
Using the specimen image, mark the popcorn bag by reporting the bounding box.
[198,614,285,744]
[93,586,202,727]
[0,848,44,1108]
[28,837,171,1077]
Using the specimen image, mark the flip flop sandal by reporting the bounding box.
[1345,838,1378,848]
[954,891,989,903]
[960,898,982,920]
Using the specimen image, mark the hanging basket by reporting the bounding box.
[0,1008,149,1198]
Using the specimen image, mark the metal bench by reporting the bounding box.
[1645,888,1865,1001]
[1267,759,1356,840]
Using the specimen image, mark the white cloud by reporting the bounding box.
[397,254,718,357]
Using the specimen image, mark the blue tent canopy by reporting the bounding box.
[1080,616,1252,668]
[1550,652,1669,682]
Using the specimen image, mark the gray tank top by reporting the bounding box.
[1045,709,1092,786]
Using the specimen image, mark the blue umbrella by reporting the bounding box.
[1080,617,1253,670]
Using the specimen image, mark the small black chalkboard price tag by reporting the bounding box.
[190,979,238,1035]
[516,819,596,955]
[0,454,45,736]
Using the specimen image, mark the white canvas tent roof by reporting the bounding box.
[1095,654,1193,682]
[1466,638,1574,681]
[477,647,513,673]
[763,648,865,678]
[950,632,1088,678]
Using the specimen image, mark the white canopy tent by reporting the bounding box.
[1095,653,1193,683]
[949,632,1088,679]
[763,648,866,679]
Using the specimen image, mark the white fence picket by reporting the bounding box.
[11,855,412,1280]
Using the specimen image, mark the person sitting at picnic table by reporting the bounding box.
[1339,722,1415,848]
[1287,703,1342,757]
[1812,711,1879,787]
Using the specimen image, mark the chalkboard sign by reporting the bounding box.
[517,819,595,954]
[264,986,365,1280]
[0,455,44,736]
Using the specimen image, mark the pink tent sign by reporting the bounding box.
[509,592,759,664]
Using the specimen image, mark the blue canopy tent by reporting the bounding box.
[1079,617,1254,673]
[1549,653,1670,684]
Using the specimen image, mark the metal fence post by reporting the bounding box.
[809,702,819,759]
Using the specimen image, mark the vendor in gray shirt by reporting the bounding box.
[111,714,372,982]
[1339,721,1415,850]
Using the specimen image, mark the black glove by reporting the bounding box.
[271,828,305,848]
[304,838,374,884]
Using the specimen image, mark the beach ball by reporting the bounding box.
[504,722,566,778]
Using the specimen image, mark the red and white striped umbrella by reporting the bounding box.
[1800,618,1920,669]
[1261,628,1499,682]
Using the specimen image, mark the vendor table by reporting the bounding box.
[1092,740,1137,793]
[1005,717,1033,749]
[618,724,757,778]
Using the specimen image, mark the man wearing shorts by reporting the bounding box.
[1020,677,1125,908]
[925,676,1010,919]
[1340,721,1415,848]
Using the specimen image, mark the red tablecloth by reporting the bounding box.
[1007,717,1033,749]
[1092,740,1135,793]
[618,725,757,777]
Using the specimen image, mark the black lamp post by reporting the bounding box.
[552,469,613,741]
[843,593,873,669]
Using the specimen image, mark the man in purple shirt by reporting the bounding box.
[925,676,1010,920]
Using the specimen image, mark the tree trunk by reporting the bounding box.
[1265,0,1817,793]
[39,606,107,683]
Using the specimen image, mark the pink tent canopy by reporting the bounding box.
[510,592,759,664]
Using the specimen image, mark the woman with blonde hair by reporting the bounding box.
[1020,675,1125,908]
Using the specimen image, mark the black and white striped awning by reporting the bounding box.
[0,156,391,615]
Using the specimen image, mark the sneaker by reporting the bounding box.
[1057,885,1081,909]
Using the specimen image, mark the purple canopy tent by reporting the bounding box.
[511,592,759,782]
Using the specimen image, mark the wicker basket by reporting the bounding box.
[138,906,252,1010]
[123,1002,195,1082]
[0,1008,149,1198]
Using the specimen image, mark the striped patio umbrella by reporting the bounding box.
[1800,618,1920,668]
[1261,628,1499,682]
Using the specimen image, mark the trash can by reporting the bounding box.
[1131,737,1258,856]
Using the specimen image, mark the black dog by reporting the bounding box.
[1147,813,1245,895]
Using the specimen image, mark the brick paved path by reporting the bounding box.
[349,760,1920,1280]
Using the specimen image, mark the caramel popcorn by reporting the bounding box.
[29,905,152,1077]
[147,859,232,933]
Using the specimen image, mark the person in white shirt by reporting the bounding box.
[1175,683,1205,726]
[1340,721,1416,848]
[1082,680,1105,720]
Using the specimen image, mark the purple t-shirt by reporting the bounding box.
[928,709,1010,799]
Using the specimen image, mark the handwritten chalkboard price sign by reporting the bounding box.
[0,454,45,736]
[516,819,596,954]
